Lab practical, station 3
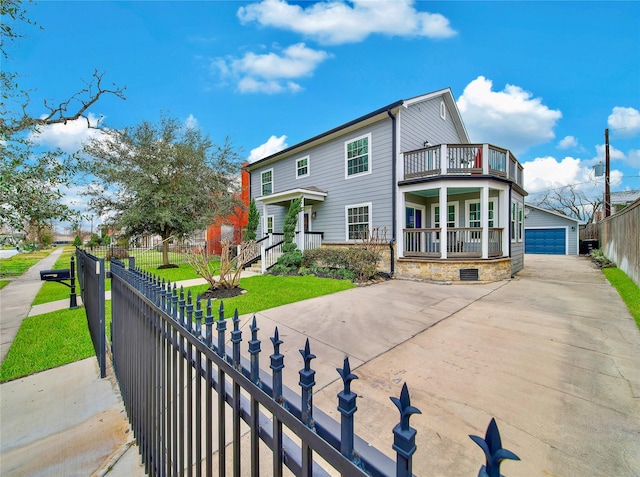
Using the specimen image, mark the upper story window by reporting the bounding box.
[345,133,371,178]
[440,101,446,120]
[346,202,371,241]
[296,156,309,178]
[261,169,273,196]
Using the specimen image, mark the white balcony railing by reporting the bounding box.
[403,144,523,187]
[403,227,504,259]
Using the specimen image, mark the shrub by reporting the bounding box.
[302,246,380,282]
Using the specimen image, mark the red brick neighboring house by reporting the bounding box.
[205,164,250,255]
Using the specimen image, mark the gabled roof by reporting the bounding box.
[247,88,466,169]
[524,203,584,224]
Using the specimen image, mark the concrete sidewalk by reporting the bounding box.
[0,247,64,364]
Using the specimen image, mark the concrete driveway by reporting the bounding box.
[240,254,640,476]
[1,253,638,476]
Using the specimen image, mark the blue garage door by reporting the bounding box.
[525,228,566,254]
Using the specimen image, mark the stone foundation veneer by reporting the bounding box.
[396,257,512,282]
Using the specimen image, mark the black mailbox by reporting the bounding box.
[40,269,71,281]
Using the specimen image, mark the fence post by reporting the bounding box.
[469,418,520,477]
[391,383,421,477]
[337,357,358,459]
[270,327,284,402]
[69,255,78,309]
[299,338,316,428]
[248,316,261,385]
[231,309,242,370]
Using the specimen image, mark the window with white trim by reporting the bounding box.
[296,156,309,178]
[518,203,523,241]
[345,203,371,240]
[440,101,447,120]
[511,200,517,242]
[265,215,274,234]
[261,169,273,196]
[431,202,458,229]
[345,134,371,178]
[465,200,495,228]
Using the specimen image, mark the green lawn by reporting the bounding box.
[184,274,354,317]
[603,267,640,330]
[0,307,95,382]
[0,248,54,278]
[0,280,10,290]
[2,273,353,382]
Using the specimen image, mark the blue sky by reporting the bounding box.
[8,0,640,230]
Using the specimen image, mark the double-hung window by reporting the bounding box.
[466,200,495,241]
[261,169,273,196]
[265,215,274,234]
[346,203,371,240]
[345,134,371,178]
[296,156,309,178]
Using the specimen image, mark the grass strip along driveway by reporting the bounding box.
[0,273,353,382]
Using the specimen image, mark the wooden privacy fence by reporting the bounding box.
[599,198,640,287]
[109,258,519,476]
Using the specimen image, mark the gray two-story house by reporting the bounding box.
[246,88,527,281]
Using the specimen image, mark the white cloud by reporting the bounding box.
[248,135,288,162]
[237,0,456,45]
[214,43,330,94]
[608,106,640,137]
[29,113,104,153]
[185,114,198,129]
[457,76,562,154]
[557,135,578,149]
[523,155,623,197]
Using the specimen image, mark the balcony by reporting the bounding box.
[403,227,504,259]
[403,144,523,187]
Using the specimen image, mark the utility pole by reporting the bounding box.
[605,128,611,217]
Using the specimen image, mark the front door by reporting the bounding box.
[405,204,424,252]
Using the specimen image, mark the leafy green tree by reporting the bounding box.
[245,198,259,241]
[82,115,242,268]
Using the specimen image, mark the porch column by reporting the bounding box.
[481,186,489,259]
[440,186,448,259]
[500,189,510,257]
[482,144,489,175]
[298,197,305,252]
[261,201,267,239]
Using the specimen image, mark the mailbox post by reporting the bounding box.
[39,256,78,309]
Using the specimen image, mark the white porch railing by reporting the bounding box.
[258,232,323,273]
[403,228,504,259]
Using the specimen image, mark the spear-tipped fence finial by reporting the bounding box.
[299,338,316,427]
[469,418,520,477]
[337,357,358,459]
[391,383,421,477]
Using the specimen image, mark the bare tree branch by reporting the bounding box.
[1,69,126,135]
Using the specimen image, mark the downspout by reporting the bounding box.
[387,109,397,277]
[508,183,512,258]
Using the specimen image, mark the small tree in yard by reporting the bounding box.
[185,239,255,293]
[245,198,259,241]
[275,198,302,271]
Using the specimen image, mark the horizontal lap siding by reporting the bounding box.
[399,98,465,152]
[251,118,394,242]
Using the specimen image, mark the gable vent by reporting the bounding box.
[460,268,479,281]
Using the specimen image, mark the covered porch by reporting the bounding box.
[397,180,512,281]
[252,187,327,272]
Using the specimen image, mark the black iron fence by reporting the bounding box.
[76,248,107,378]
[109,259,519,476]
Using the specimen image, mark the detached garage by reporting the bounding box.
[524,204,581,255]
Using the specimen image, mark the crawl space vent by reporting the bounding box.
[460,268,479,281]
